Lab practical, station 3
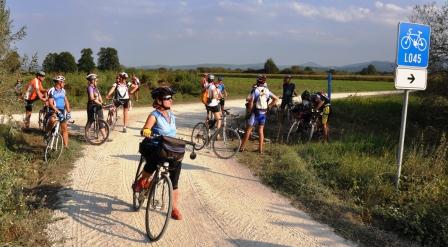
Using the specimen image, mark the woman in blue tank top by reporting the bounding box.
[132,87,184,220]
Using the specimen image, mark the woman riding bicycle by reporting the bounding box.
[47,75,71,148]
[86,73,109,141]
[132,86,184,220]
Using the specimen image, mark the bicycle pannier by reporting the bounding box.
[159,136,186,161]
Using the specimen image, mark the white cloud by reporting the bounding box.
[292,2,370,23]
[92,32,112,43]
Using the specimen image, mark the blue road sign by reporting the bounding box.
[396,22,431,68]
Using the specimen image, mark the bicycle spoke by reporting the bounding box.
[212,127,241,159]
[145,175,172,241]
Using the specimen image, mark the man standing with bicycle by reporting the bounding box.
[239,75,278,154]
[280,75,297,111]
[47,76,71,148]
[311,91,331,142]
[23,71,47,129]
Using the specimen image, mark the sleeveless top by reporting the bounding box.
[151,110,176,137]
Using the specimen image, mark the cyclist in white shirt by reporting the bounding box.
[205,74,222,130]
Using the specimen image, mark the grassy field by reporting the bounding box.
[0,71,394,114]
[0,123,83,246]
[238,93,448,247]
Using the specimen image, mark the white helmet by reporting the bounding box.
[53,75,65,82]
[119,72,129,79]
[207,74,215,81]
[86,73,98,81]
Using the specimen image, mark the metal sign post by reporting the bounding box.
[327,71,332,102]
[395,90,409,188]
[394,22,430,190]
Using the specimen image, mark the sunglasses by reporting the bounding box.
[162,95,173,101]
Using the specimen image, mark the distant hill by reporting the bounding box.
[334,61,396,73]
[135,61,396,73]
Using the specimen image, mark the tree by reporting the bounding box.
[77,48,95,73]
[304,67,314,74]
[56,52,77,72]
[410,2,448,75]
[42,53,58,72]
[97,47,120,71]
[264,58,279,74]
[360,64,378,75]
[4,50,20,73]
[0,0,26,78]
[290,65,303,74]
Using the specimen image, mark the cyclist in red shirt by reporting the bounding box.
[23,71,47,129]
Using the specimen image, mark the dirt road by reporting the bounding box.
[41,91,401,246]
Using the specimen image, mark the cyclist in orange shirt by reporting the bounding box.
[23,71,47,129]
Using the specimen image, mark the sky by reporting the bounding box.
[7,0,444,67]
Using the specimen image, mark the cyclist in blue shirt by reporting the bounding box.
[47,76,71,147]
[133,86,184,220]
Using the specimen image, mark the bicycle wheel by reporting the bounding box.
[191,122,208,150]
[401,36,411,50]
[107,109,118,130]
[145,173,172,242]
[38,110,45,131]
[133,156,147,211]
[85,119,110,145]
[212,127,241,159]
[307,123,316,142]
[286,121,300,144]
[45,133,63,162]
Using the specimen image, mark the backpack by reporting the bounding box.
[255,87,269,110]
[200,88,209,105]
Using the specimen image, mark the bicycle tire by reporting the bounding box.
[45,133,63,162]
[307,123,316,142]
[133,156,146,211]
[400,36,411,50]
[38,110,45,131]
[145,173,172,242]
[108,109,118,131]
[286,121,300,144]
[191,122,208,150]
[212,127,241,159]
[85,119,110,145]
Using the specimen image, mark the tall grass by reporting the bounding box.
[0,123,82,246]
[239,94,448,246]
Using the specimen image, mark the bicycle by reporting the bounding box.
[84,108,110,145]
[38,105,50,131]
[191,109,241,159]
[133,135,197,241]
[400,28,427,51]
[286,108,323,144]
[104,100,123,131]
[231,113,270,144]
[44,113,74,162]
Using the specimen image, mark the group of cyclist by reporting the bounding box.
[22,71,141,145]
[21,70,331,224]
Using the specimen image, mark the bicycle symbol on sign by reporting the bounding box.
[400,28,427,51]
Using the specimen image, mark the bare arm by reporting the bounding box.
[48,98,59,113]
[268,94,279,109]
[106,86,116,99]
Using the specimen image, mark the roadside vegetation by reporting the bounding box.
[0,122,82,246]
[238,79,448,246]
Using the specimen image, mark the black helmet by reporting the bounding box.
[151,86,176,100]
[301,90,311,100]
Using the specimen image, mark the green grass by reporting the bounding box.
[0,123,83,246]
[238,93,448,246]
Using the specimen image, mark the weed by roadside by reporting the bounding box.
[0,123,82,246]
[238,94,448,246]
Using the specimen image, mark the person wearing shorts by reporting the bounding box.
[106,72,134,133]
[23,71,47,129]
[239,74,278,154]
[311,92,331,142]
[47,76,71,147]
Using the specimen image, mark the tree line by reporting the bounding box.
[42,47,120,73]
